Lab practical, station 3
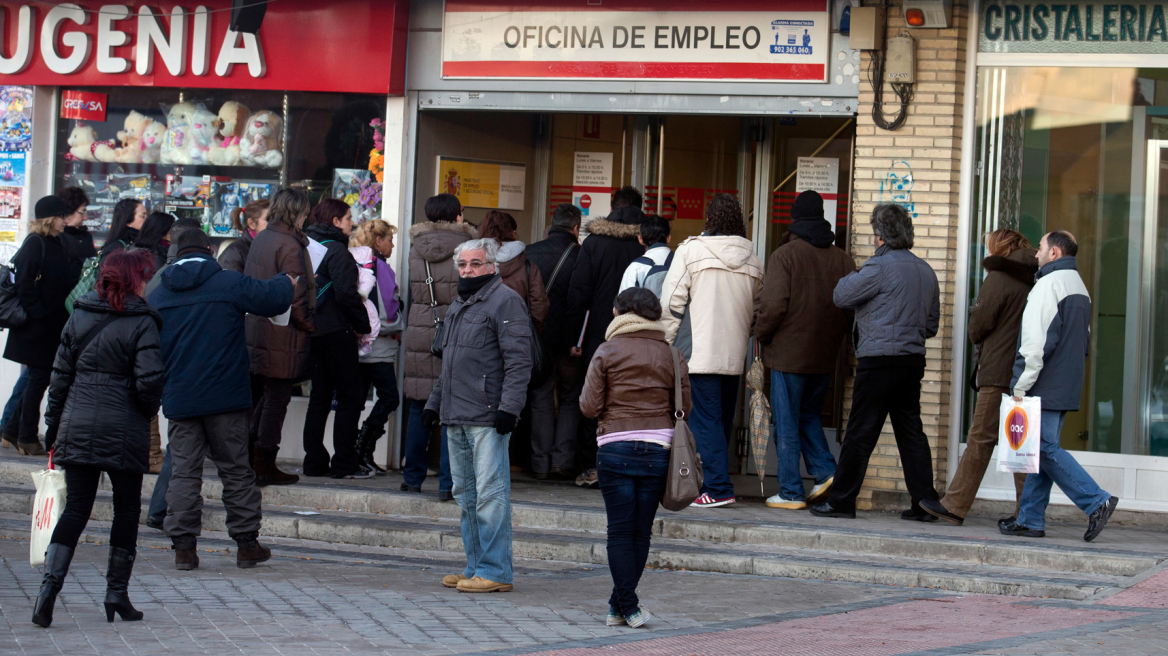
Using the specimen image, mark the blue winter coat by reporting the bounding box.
[833,245,940,358]
[148,252,293,420]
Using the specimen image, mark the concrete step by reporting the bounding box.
[0,482,1147,600]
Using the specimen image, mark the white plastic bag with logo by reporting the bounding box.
[30,454,66,567]
[997,394,1041,474]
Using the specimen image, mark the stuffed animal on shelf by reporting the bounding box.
[209,101,250,166]
[64,125,98,161]
[140,121,166,164]
[92,139,118,163]
[187,107,222,165]
[239,110,284,168]
[160,101,197,165]
[113,111,154,164]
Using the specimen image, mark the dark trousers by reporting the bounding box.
[1,366,28,429]
[360,362,400,430]
[147,446,173,525]
[5,365,50,446]
[530,354,583,474]
[51,465,142,551]
[596,441,669,617]
[302,331,364,476]
[688,373,740,500]
[165,411,261,540]
[251,376,295,451]
[403,398,452,491]
[829,356,940,512]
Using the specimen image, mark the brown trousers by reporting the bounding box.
[149,415,164,474]
[940,386,1026,519]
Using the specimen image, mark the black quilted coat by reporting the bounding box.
[44,292,166,474]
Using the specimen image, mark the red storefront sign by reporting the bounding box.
[0,0,409,95]
[59,90,107,121]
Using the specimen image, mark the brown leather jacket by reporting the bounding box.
[496,242,549,334]
[244,221,315,380]
[969,247,1037,389]
[580,316,692,435]
[754,235,856,375]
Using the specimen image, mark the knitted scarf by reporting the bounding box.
[605,312,666,341]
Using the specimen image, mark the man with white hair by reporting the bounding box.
[423,238,533,593]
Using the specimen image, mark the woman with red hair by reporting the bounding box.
[32,249,166,628]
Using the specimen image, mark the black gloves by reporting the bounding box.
[421,409,440,429]
[494,411,519,436]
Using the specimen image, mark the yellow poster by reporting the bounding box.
[436,156,525,210]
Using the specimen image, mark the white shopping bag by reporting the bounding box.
[30,455,66,567]
[997,394,1041,474]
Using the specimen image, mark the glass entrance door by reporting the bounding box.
[1142,141,1168,456]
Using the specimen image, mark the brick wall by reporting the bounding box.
[847,0,968,510]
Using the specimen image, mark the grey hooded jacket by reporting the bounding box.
[426,275,533,426]
[833,245,940,358]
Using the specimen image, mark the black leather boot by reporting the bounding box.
[356,422,387,475]
[104,547,143,622]
[32,543,75,628]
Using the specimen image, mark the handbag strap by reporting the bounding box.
[74,313,120,362]
[423,260,441,325]
[545,243,577,291]
[670,346,685,419]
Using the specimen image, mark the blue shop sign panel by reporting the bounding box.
[980,1,1168,52]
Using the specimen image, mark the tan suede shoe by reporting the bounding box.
[456,576,513,593]
[442,574,468,588]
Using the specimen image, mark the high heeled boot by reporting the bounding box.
[104,546,144,622]
[31,543,75,628]
[356,422,387,475]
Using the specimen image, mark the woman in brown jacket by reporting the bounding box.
[477,210,550,332]
[580,287,691,630]
[921,229,1037,525]
[243,188,314,486]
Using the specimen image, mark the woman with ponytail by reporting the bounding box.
[219,199,270,273]
[33,249,166,628]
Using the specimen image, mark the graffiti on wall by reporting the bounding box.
[879,160,917,219]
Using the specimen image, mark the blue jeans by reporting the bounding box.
[1,367,28,430]
[404,398,452,492]
[447,424,512,584]
[596,441,669,617]
[688,374,739,499]
[147,446,173,525]
[1017,410,1112,530]
[771,371,836,501]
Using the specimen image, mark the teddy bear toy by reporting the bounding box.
[239,110,284,168]
[186,107,222,165]
[209,101,250,166]
[160,101,197,165]
[139,121,166,164]
[64,125,98,161]
[112,111,154,164]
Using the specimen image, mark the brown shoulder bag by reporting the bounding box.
[661,347,704,511]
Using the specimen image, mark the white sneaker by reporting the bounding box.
[807,476,834,503]
[765,494,807,510]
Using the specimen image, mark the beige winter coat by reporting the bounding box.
[660,235,763,376]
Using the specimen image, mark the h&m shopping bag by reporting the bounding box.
[30,454,65,567]
[996,394,1041,474]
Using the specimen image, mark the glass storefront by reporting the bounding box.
[970,65,1168,457]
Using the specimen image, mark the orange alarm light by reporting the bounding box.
[905,8,926,26]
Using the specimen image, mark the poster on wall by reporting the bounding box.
[0,152,26,187]
[573,152,613,237]
[0,186,21,242]
[795,157,839,233]
[442,0,830,82]
[0,87,32,152]
[436,156,525,210]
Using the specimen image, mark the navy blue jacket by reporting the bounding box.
[1010,256,1092,411]
[149,252,294,420]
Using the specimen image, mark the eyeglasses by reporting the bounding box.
[457,260,488,269]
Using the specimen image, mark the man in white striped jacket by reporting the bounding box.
[1001,230,1117,542]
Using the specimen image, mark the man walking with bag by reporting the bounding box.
[425,238,532,593]
[1000,230,1118,541]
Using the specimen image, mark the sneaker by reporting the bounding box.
[605,608,626,626]
[998,515,1017,531]
[625,609,651,628]
[920,498,964,526]
[575,468,599,488]
[331,465,375,480]
[1084,496,1119,542]
[999,520,1045,538]
[765,493,806,510]
[690,493,735,508]
[806,476,834,503]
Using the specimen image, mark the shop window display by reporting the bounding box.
[55,87,386,246]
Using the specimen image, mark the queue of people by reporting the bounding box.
[8,182,1121,630]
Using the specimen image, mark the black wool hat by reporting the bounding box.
[790,190,825,222]
[34,195,70,220]
[175,227,212,255]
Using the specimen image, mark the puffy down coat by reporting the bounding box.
[833,245,940,358]
[44,292,166,474]
[244,221,315,380]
